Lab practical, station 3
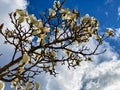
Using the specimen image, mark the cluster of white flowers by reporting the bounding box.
[60,8,79,22]
[10,9,50,43]
[11,78,40,90]
[16,9,28,24]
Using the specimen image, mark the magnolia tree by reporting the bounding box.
[0,0,114,90]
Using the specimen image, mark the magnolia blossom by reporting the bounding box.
[62,13,71,20]
[43,27,50,33]
[91,17,97,25]
[84,14,90,19]
[34,20,43,28]
[11,78,19,88]
[28,14,37,24]
[87,27,92,33]
[49,8,56,17]
[62,22,65,28]
[22,52,30,64]
[106,29,114,36]
[80,36,89,42]
[33,28,41,35]
[16,9,28,16]
[25,81,31,89]
[37,34,46,42]
[53,0,60,10]
[0,81,5,90]
[35,82,40,90]
[81,14,90,23]
[18,16,24,24]
[51,51,56,57]
[19,66,24,74]
[60,8,70,14]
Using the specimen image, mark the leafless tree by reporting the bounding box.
[0,0,113,89]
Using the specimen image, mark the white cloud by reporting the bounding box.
[82,60,120,90]
[43,59,120,90]
[44,59,120,90]
[0,0,28,63]
[39,38,119,90]
[0,0,27,27]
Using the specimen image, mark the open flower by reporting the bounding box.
[49,8,56,17]
[81,14,90,23]
[43,27,50,33]
[18,16,24,24]
[22,52,30,64]
[27,14,37,24]
[34,20,43,28]
[16,9,28,16]
[106,28,114,36]
[53,0,60,10]
[35,82,40,90]
[51,51,56,57]
[37,34,46,42]
[60,8,70,14]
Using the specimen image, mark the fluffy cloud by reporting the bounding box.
[39,38,119,90]
[0,0,27,27]
[0,0,28,64]
[82,60,120,90]
[44,59,120,90]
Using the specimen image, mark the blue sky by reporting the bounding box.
[27,0,120,27]
[1,0,120,90]
[27,0,120,54]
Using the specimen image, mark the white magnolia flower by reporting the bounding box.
[87,27,92,33]
[49,8,56,17]
[60,8,70,14]
[43,27,50,33]
[53,0,60,10]
[106,28,114,36]
[81,14,90,22]
[37,34,46,42]
[51,51,56,57]
[84,14,90,18]
[35,82,40,90]
[34,20,43,28]
[22,52,30,64]
[62,13,71,20]
[19,67,24,74]
[33,28,41,35]
[18,16,24,24]
[62,22,65,28]
[0,80,5,90]
[28,14,37,24]
[16,9,28,16]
